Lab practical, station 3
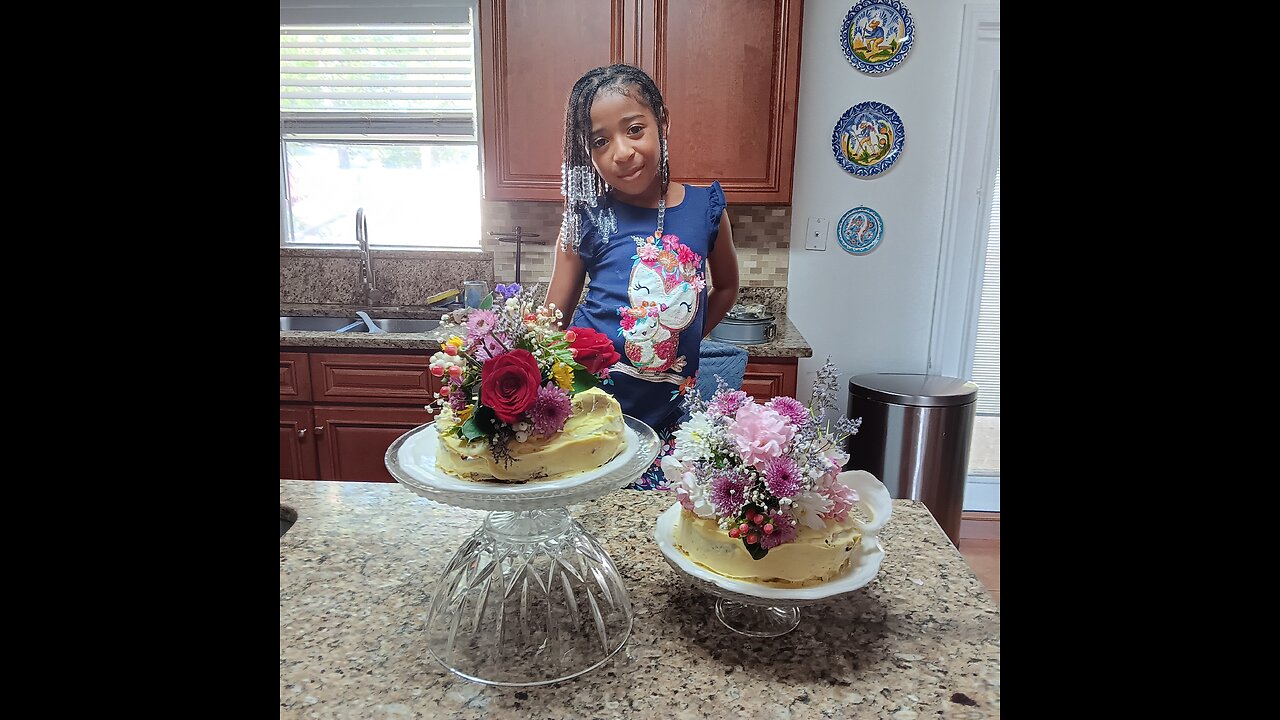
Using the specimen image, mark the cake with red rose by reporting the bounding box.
[428,283,627,483]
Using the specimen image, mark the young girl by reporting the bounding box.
[545,63,740,490]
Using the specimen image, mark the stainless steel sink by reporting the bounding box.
[370,318,442,333]
[280,316,363,332]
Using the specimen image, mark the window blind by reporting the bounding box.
[280,1,476,141]
[972,163,1000,415]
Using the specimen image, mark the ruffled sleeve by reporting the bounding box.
[706,181,726,253]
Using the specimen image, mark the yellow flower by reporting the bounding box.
[456,405,473,422]
[445,336,465,349]
[552,362,575,391]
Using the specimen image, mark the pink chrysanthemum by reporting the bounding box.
[817,474,860,522]
[708,470,750,518]
[710,389,750,417]
[766,396,809,429]
[466,309,498,339]
[759,510,799,549]
[763,455,803,498]
[470,332,510,361]
[527,384,572,437]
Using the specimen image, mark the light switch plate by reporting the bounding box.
[804,217,828,250]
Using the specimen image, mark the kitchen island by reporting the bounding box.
[280,480,1000,718]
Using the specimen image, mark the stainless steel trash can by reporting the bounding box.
[844,373,979,544]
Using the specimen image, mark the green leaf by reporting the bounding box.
[571,368,598,394]
[479,293,493,310]
[460,416,487,441]
[744,541,769,561]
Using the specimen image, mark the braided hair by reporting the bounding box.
[558,64,670,253]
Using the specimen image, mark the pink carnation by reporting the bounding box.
[638,243,661,261]
[728,402,795,470]
[677,245,697,266]
[817,474,860,522]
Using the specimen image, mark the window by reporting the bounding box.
[279,1,480,249]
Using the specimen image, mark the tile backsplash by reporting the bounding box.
[482,200,791,288]
[281,199,792,313]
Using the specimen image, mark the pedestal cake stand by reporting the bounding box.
[385,416,659,686]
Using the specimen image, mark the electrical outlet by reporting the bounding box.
[805,217,828,250]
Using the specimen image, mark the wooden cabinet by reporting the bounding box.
[479,0,803,203]
[742,356,797,403]
[281,350,438,483]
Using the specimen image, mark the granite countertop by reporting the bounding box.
[280,480,1000,718]
[279,311,812,357]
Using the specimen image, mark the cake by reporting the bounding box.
[672,509,864,587]
[661,358,877,586]
[426,283,626,483]
[435,387,626,482]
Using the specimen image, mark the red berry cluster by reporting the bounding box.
[726,505,777,546]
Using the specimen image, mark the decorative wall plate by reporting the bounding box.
[831,101,905,177]
[841,0,915,74]
[836,206,884,254]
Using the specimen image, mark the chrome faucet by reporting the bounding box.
[356,208,384,306]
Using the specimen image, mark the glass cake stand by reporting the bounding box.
[653,470,893,637]
[384,416,659,686]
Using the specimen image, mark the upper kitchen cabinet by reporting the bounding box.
[479,0,803,204]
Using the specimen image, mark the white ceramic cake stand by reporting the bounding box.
[653,471,893,638]
[384,415,659,686]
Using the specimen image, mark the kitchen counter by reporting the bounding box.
[279,480,1000,718]
[279,312,812,358]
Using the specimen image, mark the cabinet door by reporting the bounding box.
[742,357,798,403]
[642,0,803,203]
[313,405,437,483]
[479,0,626,201]
[309,353,439,406]
[280,352,311,402]
[280,406,319,480]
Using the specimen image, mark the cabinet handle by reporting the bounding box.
[296,428,307,439]
[313,426,325,437]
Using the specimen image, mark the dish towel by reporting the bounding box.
[696,339,749,400]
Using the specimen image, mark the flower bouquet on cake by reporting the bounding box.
[425,283,632,483]
[663,358,892,587]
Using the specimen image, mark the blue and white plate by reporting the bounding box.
[836,206,884,255]
[831,101,905,177]
[840,0,915,74]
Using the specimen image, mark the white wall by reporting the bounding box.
[788,0,987,399]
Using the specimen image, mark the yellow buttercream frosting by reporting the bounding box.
[435,387,626,482]
[673,509,863,587]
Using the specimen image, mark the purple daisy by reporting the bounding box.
[710,389,750,417]
[495,282,522,299]
[759,510,799,549]
[708,470,750,517]
[527,384,572,437]
[766,396,809,429]
[763,455,802,498]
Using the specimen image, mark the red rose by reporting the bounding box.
[568,326,621,375]
[481,349,541,424]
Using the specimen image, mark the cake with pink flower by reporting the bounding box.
[427,283,628,483]
[665,359,868,587]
